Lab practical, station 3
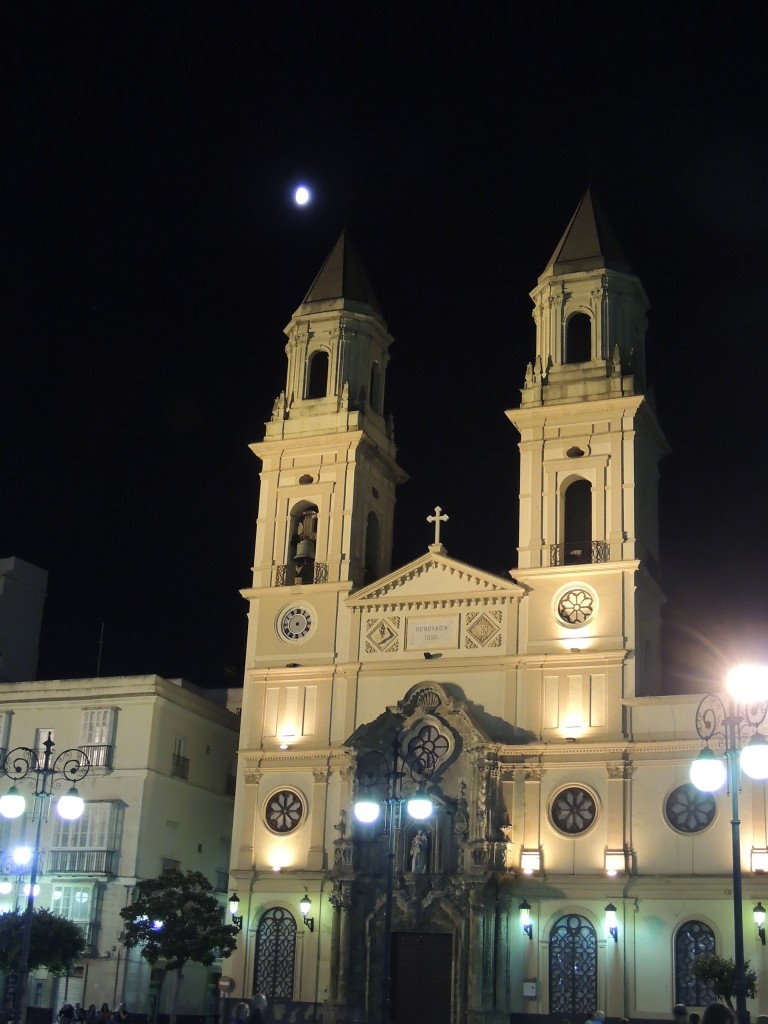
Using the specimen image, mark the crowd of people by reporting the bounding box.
[57,1003,131,1024]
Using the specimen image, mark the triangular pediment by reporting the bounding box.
[348,551,524,607]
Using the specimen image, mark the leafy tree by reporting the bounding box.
[0,908,86,974]
[692,954,758,1010]
[120,869,238,1024]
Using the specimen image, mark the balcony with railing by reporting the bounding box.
[171,753,189,779]
[162,857,181,873]
[47,849,116,874]
[79,744,113,769]
[550,539,610,566]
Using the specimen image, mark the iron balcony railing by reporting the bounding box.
[275,562,329,586]
[550,540,610,566]
[47,849,116,874]
[171,753,189,779]
[78,744,113,768]
[162,857,181,873]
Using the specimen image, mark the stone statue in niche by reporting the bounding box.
[410,830,429,874]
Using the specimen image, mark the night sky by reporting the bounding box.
[3,5,767,693]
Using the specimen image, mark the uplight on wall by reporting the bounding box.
[752,848,768,873]
[520,849,541,875]
[605,850,626,877]
[604,903,618,943]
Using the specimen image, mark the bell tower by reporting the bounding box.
[249,231,406,594]
[508,190,668,701]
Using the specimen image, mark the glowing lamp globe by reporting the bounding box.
[13,846,33,867]
[354,799,381,824]
[741,733,768,780]
[294,186,311,206]
[0,787,26,819]
[57,787,85,820]
[406,793,433,820]
[0,878,12,895]
[23,883,40,897]
[727,664,768,704]
[690,747,726,792]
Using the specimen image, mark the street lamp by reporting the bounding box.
[690,665,768,1024]
[353,734,439,1024]
[0,732,91,1024]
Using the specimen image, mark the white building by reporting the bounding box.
[0,558,47,683]
[227,195,768,1024]
[0,674,240,1020]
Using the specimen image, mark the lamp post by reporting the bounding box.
[690,666,768,1024]
[353,734,438,1024]
[0,733,90,1024]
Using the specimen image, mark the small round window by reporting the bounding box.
[549,785,598,836]
[263,788,306,834]
[557,588,595,625]
[665,783,716,834]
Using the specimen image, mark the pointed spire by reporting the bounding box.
[301,230,382,315]
[541,189,632,278]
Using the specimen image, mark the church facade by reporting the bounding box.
[227,196,768,1024]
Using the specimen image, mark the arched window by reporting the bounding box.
[306,351,329,399]
[369,362,382,413]
[287,502,318,584]
[563,479,592,564]
[675,920,716,1007]
[565,313,591,364]
[364,511,380,584]
[253,907,297,999]
[549,914,597,1018]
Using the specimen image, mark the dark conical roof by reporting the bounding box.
[542,189,632,277]
[301,230,382,314]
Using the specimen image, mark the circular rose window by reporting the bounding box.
[557,589,595,625]
[549,785,598,835]
[264,788,306,834]
[664,783,716,834]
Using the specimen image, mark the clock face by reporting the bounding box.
[279,606,314,641]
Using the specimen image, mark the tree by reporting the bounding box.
[120,869,239,1024]
[0,908,86,974]
[692,954,758,1010]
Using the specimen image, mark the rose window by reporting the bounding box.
[665,783,716,834]
[557,589,595,625]
[550,786,597,835]
[264,789,305,834]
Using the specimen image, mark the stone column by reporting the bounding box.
[308,766,330,870]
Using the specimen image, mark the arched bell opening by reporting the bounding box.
[564,312,592,364]
[563,478,592,564]
[287,502,318,584]
[306,350,329,399]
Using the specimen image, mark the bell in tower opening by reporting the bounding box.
[290,505,318,584]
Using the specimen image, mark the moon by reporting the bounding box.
[294,185,311,206]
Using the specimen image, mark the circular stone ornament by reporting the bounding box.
[549,785,599,836]
[664,782,716,834]
[264,788,306,834]
[557,588,595,625]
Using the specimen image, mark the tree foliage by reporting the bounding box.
[692,954,758,1010]
[0,909,86,974]
[120,868,238,971]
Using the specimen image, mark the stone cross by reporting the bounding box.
[427,506,449,547]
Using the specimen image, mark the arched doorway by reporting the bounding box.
[253,907,297,999]
[549,914,597,1019]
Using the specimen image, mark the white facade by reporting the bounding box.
[227,199,768,1024]
[0,675,240,1019]
[0,557,48,682]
